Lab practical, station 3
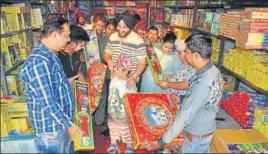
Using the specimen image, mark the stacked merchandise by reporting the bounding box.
[223,48,268,90]
[7,68,25,97]
[1,96,33,140]
[172,28,192,40]
[92,0,115,6]
[177,0,195,6]
[165,0,177,7]
[237,8,268,49]
[219,11,241,40]
[116,0,136,6]
[169,9,193,28]
[253,107,268,138]
[220,91,268,128]
[197,10,220,35]
[212,129,268,153]
[93,6,115,18]
[31,8,43,29]
[227,144,267,153]
[211,37,220,63]
[221,73,236,92]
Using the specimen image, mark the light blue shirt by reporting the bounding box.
[162,61,223,143]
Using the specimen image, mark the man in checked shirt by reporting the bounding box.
[19,16,82,153]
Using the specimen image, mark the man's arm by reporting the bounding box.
[104,49,113,72]
[159,83,211,145]
[131,56,146,80]
[32,60,73,128]
[159,80,189,90]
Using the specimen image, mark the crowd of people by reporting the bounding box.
[19,10,223,153]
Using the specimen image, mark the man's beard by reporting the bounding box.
[118,30,131,38]
[79,21,85,26]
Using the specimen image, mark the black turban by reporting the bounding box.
[116,12,137,30]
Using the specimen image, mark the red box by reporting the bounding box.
[123,93,184,150]
[88,63,107,112]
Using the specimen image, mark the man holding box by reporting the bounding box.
[19,16,81,153]
[145,33,223,153]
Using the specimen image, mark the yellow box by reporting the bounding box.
[2,7,30,14]
[212,129,268,153]
[7,75,19,96]
[11,117,31,131]
[5,13,14,32]
[1,38,13,69]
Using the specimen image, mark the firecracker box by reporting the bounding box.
[83,29,101,70]
[73,81,94,151]
[145,41,165,84]
[123,93,184,150]
[220,91,268,128]
[87,63,107,112]
[211,129,268,153]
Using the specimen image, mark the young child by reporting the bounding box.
[158,39,196,104]
[107,55,136,153]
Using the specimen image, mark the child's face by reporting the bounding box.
[81,107,87,112]
[113,64,128,77]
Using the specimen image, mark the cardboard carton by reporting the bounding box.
[212,129,268,153]
[123,93,184,150]
[73,81,94,151]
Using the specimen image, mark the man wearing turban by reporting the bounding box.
[104,12,147,90]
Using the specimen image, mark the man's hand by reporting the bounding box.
[68,75,79,84]
[144,140,160,151]
[68,123,83,141]
[126,76,136,89]
[158,81,169,89]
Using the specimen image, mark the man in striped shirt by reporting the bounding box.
[19,16,81,153]
[104,12,147,88]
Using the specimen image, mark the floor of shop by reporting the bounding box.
[77,107,240,153]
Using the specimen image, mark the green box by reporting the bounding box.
[205,12,214,22]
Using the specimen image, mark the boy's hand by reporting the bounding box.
[158,81,169,89]
[126,76,136,89]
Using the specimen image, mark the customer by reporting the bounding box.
[58,25,89,82]
[158,39,196,104]
[19,16,81,153]
[105,18,117,37]
[76,11,92,31]
[140,32,181,93]
[107,55,136,153]
[104,12,147,89]
[146,26,161,48]
[145,33,224,153]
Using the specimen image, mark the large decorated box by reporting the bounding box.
[73,81,94,151]
[87,63,107,112]
[145,41,165,84]
[123,93,184,150]
[83,29,100,71]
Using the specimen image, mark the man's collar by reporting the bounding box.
[196,60,213,75]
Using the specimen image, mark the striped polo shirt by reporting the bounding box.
[105,31,146,77]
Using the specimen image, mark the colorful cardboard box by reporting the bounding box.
[211,129,268,153]
[145,41,165,84]
[83,29,101,71]
[87,63,107,112]
[73,81,94,151]
[123,93,184,150]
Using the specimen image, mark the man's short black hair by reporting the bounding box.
[41,16,68,37]
[133,14,141,21]
[147,26,158,32]
[106,18,117,27]
[185,33,212,59]
[163,32,177,44]
[70,25,89,43]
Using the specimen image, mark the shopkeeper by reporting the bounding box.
[19,16,81,153]
[58,25,89,82]
[145,33,224,153]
